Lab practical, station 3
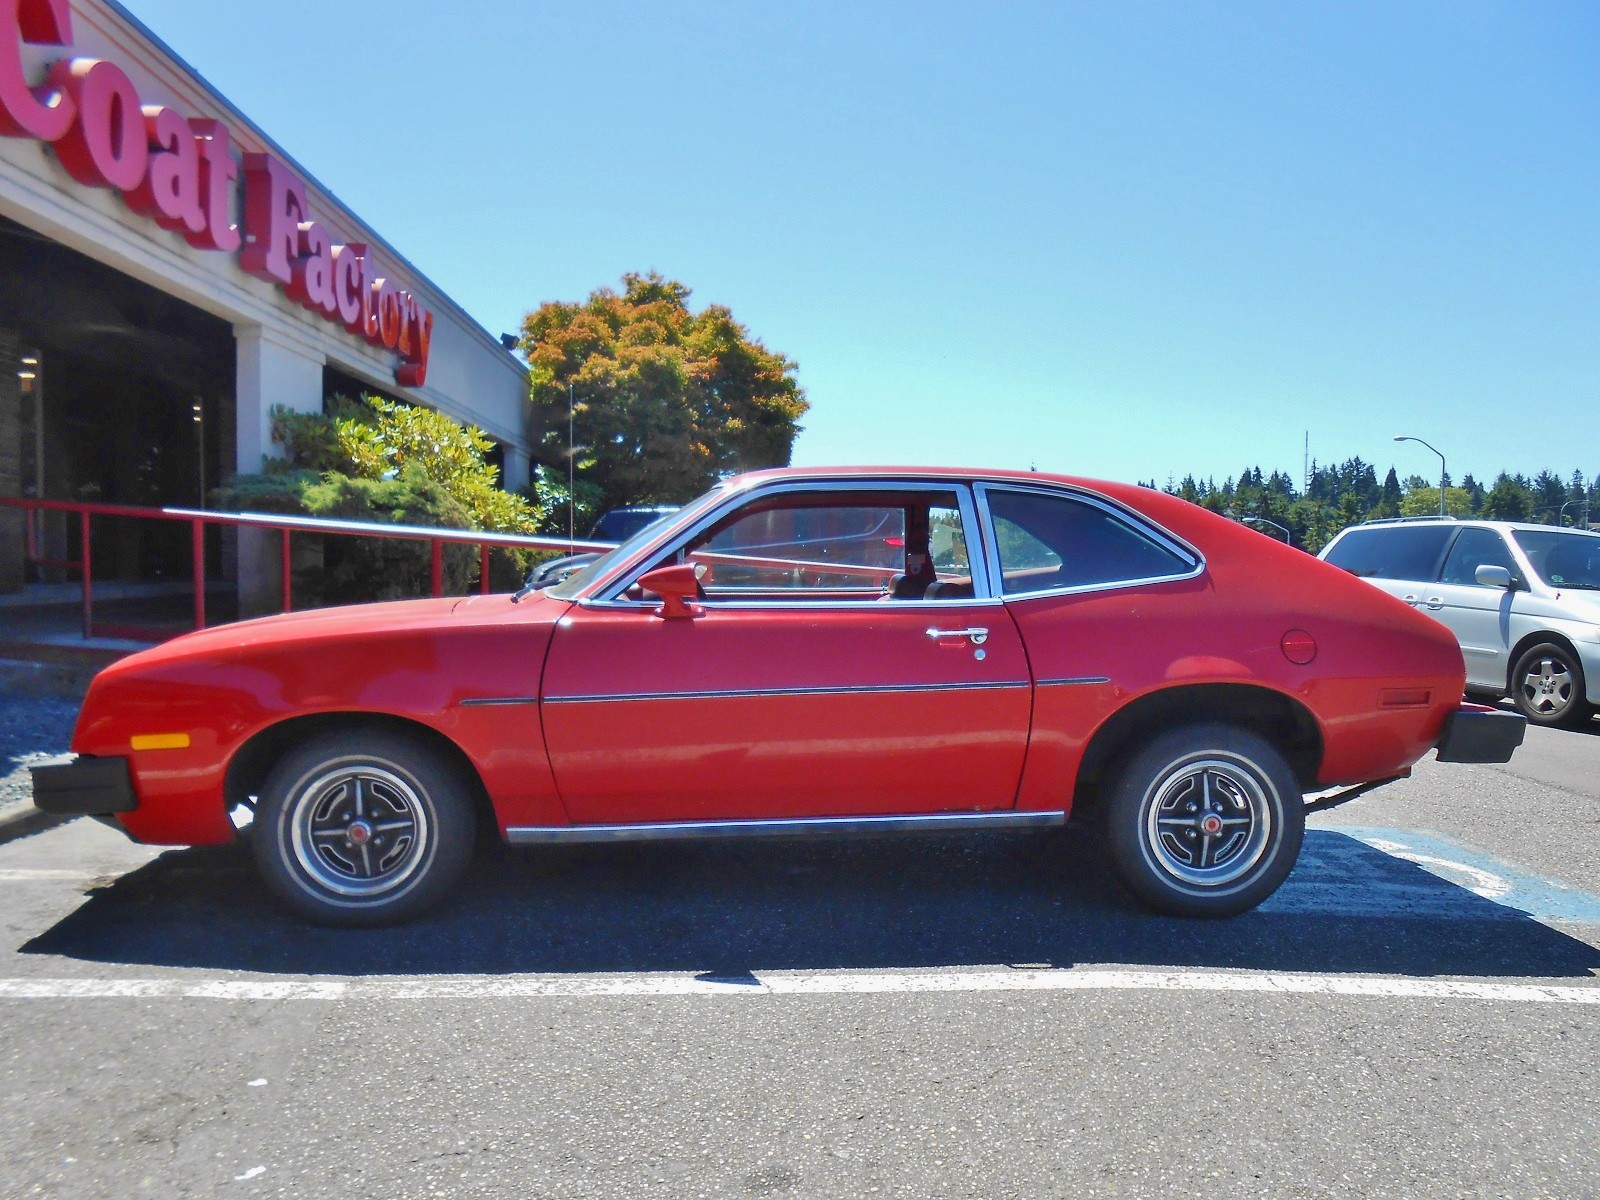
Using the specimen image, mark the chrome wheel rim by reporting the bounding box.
[1143,756,1273,889]
[1520,657,1574,717]
[287,765,430,898]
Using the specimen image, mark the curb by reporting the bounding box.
[0,804,73,846]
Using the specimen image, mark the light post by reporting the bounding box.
[1394,435,1446,517]
[572,382,579,553]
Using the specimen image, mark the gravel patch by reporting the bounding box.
[0,692,80,818]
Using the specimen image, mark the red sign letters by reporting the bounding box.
[0,0,433,386]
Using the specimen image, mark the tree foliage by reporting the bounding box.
[1144,460,1596,553]
[520,271,809,514]
[214,395,545,602]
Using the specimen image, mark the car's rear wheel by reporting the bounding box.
[1104,724,1305,918]
[253,731,475,926]
[1510,642,1590,728]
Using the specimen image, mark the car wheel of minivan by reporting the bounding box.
[1510,642,1590,729]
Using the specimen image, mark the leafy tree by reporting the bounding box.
[1400,486,1473,518]
[216,396,546,600]
[521,271,809,513]
[1481,473,1532,521]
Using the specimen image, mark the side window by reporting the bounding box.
[986,489,1195,595]
[1439,528,1517,587]
[672,490,974,602]
[1323,526,1454,582]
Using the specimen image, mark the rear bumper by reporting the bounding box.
[1435,703,1526,764]
[29,755,138,816]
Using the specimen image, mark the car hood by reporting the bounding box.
[100,592,565,674]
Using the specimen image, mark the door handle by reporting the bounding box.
[1425,596,1444,610]
[1402,594,1419,606]
[926,626,988,646]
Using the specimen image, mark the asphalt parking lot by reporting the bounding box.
[0,715,1596,1198]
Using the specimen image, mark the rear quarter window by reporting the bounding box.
[1323,526,1454,582]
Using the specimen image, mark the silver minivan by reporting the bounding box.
[1320,519,1600,727]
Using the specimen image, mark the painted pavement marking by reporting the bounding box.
[0,969,1595,1005]
[1261,827,1600,923]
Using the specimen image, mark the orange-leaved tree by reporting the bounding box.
[520,272,808,516]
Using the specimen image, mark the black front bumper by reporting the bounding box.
[30,756,137,816]
[1435,703,1526,764]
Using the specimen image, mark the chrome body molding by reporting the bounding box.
[505,810,1066,845]
[542,680,1032,705]
[458,696,541,707]
[1036,676,1113,687]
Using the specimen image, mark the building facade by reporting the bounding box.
[0,0,529,596]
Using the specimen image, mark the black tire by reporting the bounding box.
[1104,724,1305,918]
[1509,642,1590,729]
[252,730,475,926]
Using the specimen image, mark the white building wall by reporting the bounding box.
[0,0,528,483]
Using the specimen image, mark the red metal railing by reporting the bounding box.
[1,496,611,642]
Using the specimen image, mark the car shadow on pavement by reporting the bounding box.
[20,828,1600,979]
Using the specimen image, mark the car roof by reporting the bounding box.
[1347,517,1599,537]
[727,465,1127,492]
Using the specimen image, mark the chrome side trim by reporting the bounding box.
[506,810,1066,845]
[458,697,541,707]
[543,680,1031,705]
[1036,676,1112,687]
[576,596,1008,613]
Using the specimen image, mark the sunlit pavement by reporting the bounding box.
[0,732,1596,1198]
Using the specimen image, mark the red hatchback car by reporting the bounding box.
[34,468,1523,925]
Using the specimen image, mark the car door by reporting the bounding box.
[539,482,1033,825]
[1429,526,1520,692]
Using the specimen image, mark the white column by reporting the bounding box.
[234,326,324,615]
[234,326,325,474]
[501,447,530,493]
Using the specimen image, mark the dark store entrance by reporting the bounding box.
[0,215,234,592]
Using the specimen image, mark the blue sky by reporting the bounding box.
[128,0,1597,489]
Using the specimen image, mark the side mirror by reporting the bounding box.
[638,564,704,619]
[1474,564,1514,589]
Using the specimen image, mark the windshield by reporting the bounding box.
[1511,529,1600,590]
[546,487,728,599]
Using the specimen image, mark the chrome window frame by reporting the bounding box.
[579,479,1001,611]
[973,481,1205,599]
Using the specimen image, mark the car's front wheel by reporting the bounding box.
[1104,724,1305,918]
[253,730,475,926]
[1510,642,1590,729]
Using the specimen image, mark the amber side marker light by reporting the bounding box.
[130,733,191,751]
[1380,688,1433,708]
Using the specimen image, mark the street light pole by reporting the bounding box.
[1394,435,1446,517]
[568,381,575,551]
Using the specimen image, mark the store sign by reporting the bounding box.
[0,0,433,386]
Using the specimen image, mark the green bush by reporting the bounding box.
[214,395,547,604]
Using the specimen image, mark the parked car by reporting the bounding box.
[1320,518,1600,728]
[524,505,681,589]
[34,468,1523,926]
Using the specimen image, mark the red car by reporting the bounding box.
[33,468,1524,925]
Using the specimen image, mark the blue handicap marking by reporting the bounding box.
[1260,826,1600,924]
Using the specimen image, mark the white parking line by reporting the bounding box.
[0,969,1595,1005]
